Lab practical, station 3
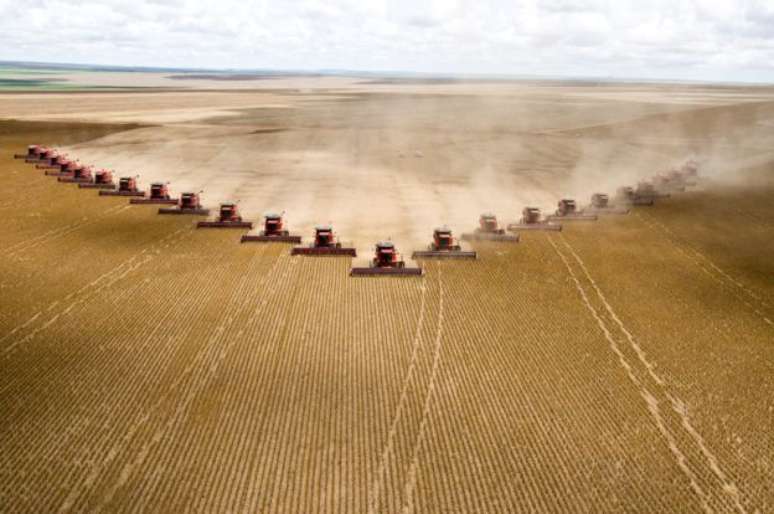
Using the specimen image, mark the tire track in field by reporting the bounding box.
[546,235,713,514]
[559,234,747,513]
[636,212,773,328]
[0,228,188,357]
[401,262,444,514]
[367,279,428,514]
[90,249,288,511]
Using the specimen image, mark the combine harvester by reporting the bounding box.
[615,186,654,206]
[130,182,178,205]
[26,147,55,164]
[159,192,210,215]
[412,226,477,259]
[79,169,115,190]
[58,165,93,184]
[461,213,519,242]
[44,160,86,178]
[197,203,253,229]
[582,193,629,215]
[546,199,597,221]
[241,213,301,243]
[508,207,562,231]
[36,152,68,170]
[14,145,44,160]
[351,241,422,276]
[291,225,356,256]
[100,176,145,197]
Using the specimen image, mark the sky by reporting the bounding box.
[2,0,774,83]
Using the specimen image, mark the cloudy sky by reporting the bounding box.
[2,0,774,82]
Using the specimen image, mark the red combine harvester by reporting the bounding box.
[58,165,93,183]
[159,192,210,215]
[508,207,562,231]
[291,225,356,256]
[197,203,253,228]
[14,145,43,160]
[546,199,597,221]
[46,159,77,176]
[79,169,115,189]
[461,213,519,242]
[413,226,477,259]
[100,176,145,197]
[241,213,301,243]
[351,241,422,276]
[36,152,68,170]
[130,182,178,204]
[615,186,654,206]
[25,146,54,163]
[582,193,629,215]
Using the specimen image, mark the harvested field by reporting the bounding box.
[0,81,773,513]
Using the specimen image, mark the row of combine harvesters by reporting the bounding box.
[16,144,699,277]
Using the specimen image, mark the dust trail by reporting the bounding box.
[636,213,773,327]
[557,234,747,513]
[402,263,444,514]
[367,280,428,514]
[546,235,712,513]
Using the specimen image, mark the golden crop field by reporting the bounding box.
[1,82,773,513]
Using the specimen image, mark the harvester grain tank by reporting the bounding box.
[241,212,302,243]
[582,193,629,215]
[79,169,115,189]
[461,213,519,242]
[99,176,146,197]
[507,207,562,231]
[129,182,178,204]
[615,186,654,206]
[197,203,253,228]
[546,199,597,221]
[159,192,210,215]
[291,225,357,256]
[351,241,423,276]
[58,165,93,183]
[412,226,477,259]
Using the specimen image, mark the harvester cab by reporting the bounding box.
[197,202,253,228]
[241,212,301,242]
[151,183,171,200]
[547,199,597,221]
[508,207,562,231]
[120,177,138,192]
[351,241,422,275]
[461,213,519,242]
[479,213,503,234]
[160,192,210,215]
[291,224,356,255]
[592,193,609,208]
[413,226,477,259]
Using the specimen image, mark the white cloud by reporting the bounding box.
[0,0,772,82]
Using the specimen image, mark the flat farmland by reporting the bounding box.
[0,81,773,513]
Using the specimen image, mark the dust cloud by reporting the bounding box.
[52,83,774,260]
